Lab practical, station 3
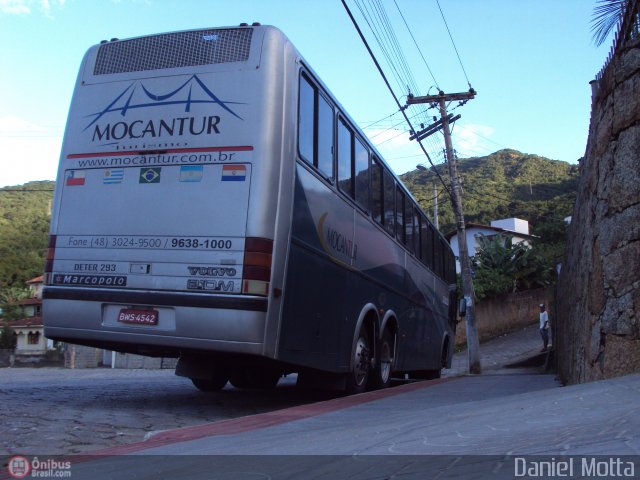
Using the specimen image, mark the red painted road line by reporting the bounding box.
[83,377,457,457]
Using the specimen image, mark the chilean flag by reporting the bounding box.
[66,170,86,186]
[221,164,246,182]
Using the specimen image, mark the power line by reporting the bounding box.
[342,0,451,197]
[435,0,472,89]
[393,0,439,90]
[359,109,402,129]
[355,0,439,137]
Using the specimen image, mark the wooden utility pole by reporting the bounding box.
[408,89,481,374]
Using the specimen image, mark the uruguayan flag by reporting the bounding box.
[103,169,124,184]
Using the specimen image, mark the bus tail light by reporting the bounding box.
[44,235,57,284]
[242,237,273,296]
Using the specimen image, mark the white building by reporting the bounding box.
[445,218,535,273]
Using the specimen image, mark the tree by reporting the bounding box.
[0,287,26,350]
[471,234,554,300]
[0,323,16,350]
[592,0,627,46]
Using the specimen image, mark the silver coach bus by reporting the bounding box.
[43,24,458,394]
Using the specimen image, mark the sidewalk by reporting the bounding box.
[445,322,544,376]
[12,324,640,479]
[82,322,564,459]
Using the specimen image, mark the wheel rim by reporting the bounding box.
[353,334,370,386]
[379,339,392,384]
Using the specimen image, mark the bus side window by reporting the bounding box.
[395,187,405,244]
[447,248,456,283]
[419,215,428,264]
[298,74,314,166]
[405,202,414,253]
[354,137,369,212]
[383,169,395,236]
[425,224,435,271]
[415,212,422,258]
[337,118,353,198]
[371,157,382,224]
[443,248,450,282]
[435,238,445,279]
[317,93,334,179]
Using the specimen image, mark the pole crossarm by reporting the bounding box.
[406,89,476,105]
[410,113,461,141]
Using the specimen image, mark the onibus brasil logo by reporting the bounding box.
[84,74,245,144]
[7,456,72,478]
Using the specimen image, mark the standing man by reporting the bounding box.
[539,303,549,352]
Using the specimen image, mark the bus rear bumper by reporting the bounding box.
[42,288,269,357]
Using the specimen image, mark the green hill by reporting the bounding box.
[0,181,54,289]
[0,150,578,289]
[401,149,579,259]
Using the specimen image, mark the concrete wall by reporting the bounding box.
[556,39,640,384]
[64,344,103,368]
[456,287,553,347]
[111,352,177,369]
[63,344,176,369]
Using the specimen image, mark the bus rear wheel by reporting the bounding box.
[191,373,228,392]
[370,329,393,389]
[345,328,371,395]
[408,369,441,380]
[229,368,281,389]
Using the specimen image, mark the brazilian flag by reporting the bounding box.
[139,167,161,184]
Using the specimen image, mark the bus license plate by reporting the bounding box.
[117,309,159,326]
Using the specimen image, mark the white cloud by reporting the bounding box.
[0,116,61,187]
[453,123,496,158]
[0,0,64,15]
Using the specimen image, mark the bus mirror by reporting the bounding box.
[459,298,467,317]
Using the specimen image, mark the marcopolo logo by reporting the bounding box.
[84,74,245,144]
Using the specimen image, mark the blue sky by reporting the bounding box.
[0,0,612,187]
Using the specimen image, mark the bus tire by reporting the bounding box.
[345,327,371,395]
[229,368,280,390]
[370,329,393,389]
[191,375,228,392]
[408,369,441,380]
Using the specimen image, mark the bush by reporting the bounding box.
[0,323,16,350]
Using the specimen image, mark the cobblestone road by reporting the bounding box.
[0,368,331,455]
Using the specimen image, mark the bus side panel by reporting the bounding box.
[279,244,347,369]
[352,210,448,372]
[279,164,453,374]
[278,166,353,371]
[394,255,445,371]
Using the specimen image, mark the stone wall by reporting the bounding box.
[556,39,640,384]
[456,287,554,347]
